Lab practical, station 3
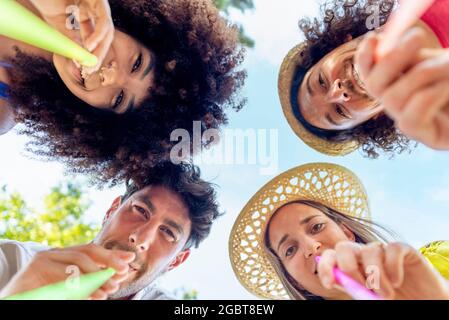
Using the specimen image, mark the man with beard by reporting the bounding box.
[0,162,221,300]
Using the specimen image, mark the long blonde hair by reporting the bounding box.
[263,200,396,300]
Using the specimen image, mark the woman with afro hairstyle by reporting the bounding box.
[0,0,246,186]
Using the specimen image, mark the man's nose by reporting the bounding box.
[327,79,351,103]
[128,223,158,252]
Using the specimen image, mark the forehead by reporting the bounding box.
[272,203,323,224]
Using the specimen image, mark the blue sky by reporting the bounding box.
[1,0,448,300]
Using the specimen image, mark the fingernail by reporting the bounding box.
[87,42,96,52]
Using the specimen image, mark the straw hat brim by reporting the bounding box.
[278,43,359,156]
[229,163,371,300]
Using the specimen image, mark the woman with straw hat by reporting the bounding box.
[229,163,449,300]
[278,0,449,158]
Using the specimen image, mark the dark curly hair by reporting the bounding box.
[297,0,413,158]
[122,161,222,249]
[6,0,246,186]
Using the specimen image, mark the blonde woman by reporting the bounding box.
[229,163,449,300]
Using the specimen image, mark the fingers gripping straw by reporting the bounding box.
[376,0,436,59]
[315,256,383,300]
[0,0,98,67]
[3,268,116,300]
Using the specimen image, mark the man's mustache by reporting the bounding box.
[103,240,144,270]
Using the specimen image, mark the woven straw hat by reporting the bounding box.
[229,163,371,300]
[278,43,359,156]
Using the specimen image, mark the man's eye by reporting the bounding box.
[318,72,326,88]
[113,90,125,109]
[132,53,142,73]
[133,205,147,217]
[160,226,176,241]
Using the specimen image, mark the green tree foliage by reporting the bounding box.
[0,182,99,247]
[214,0,255,48]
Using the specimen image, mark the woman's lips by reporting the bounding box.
[342,60,366,97]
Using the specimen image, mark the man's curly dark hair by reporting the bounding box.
[122,161,222,249]
[297,0,413,158]
[5,0,246,186]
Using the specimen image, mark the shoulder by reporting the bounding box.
[0,239,50,264]
[0,240,51,290]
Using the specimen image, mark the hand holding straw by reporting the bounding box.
[3,268,116,300]
[315,256,383,300]
[0,0,98,67]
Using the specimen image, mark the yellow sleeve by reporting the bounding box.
[420,241,449,280]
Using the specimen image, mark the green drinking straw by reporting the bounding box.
[3,268,116,300]
[0,0,98,67]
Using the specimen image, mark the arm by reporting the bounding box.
[0,100,16,136]
[0,243,135,300]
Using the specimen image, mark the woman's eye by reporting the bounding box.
[132,53,143,73]
[285,246,296,258]
[318,72,326,88]
[113,90,125,109]
[311,223,324,234]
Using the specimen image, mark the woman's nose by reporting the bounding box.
[304,241,322,258]
[328,79,351,103]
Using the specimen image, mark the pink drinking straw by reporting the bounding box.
[315,256,383,300]
[376,0,436,60]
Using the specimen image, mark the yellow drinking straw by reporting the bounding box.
[0,0,98,67]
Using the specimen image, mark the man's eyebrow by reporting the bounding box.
[135,195,156,213]
[165,219,184,238]
[141,53,155,81]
